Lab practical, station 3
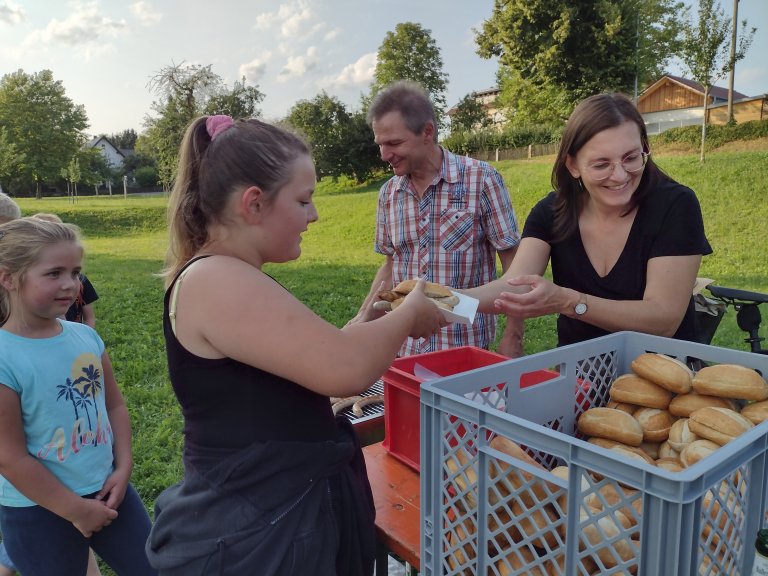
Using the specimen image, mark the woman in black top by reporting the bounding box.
[146,115,446,575]
[469,93,711,346]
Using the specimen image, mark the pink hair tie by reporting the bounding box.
[206,115,234,141]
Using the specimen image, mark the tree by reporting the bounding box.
[77,147,113,195]
[286,92,383,183]
[109,129,138,149]
[0,127,25,189]
[61,155,81,203]
[493,65,572,127]
[677,0,755,162]
[204,76,264,119]
[0,69,88,198]
[475,0,684,125]
[143,62,264,189]
[371,22,449,127]
[450,93,492,133]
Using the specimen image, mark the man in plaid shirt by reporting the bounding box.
[350,81,523,357]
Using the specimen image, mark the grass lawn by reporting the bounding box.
[10,142,768,573]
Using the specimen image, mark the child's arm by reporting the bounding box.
[0,384,118,536]
[81,303,96,328]
[94,351,133,511]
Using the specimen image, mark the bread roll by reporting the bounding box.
[638,441,661,460]
[655,457,685,472]
[488,436,554,507]
[549,465,584,521]
[607,399,638,415]
[381,278,461,311]
[495,545,545,576]
[633,407,676,442]
[584,482,643,523]
[688,406,754,446]
[588,438,653,464]
[609,374,673,409]
[447,522,475,575]
[610,444,656,466]
[667,418,699,452]
[658,440,680,460]
[578,408,644,447]
[741,399,768,425]
[631,352,693,394]
[509,499,561,550]
[446,447,478,510]
[692,364,768,401]
[544,554,598,576]
[587,436,621,450]
[580,506,637,569]
[680,439,720,467]
[392,278,453,298]
[668,392,738,418]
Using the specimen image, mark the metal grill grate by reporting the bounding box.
[338,379,385,424]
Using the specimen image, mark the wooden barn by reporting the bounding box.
[638,74,764,134]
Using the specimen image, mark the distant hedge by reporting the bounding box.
[441,123,563,156]
[652,119,768,149]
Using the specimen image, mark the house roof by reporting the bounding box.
[447,86,501,115]
[86,135,126,158]
[639,74,749,103]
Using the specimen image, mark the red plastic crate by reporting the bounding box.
[382,346,559,471]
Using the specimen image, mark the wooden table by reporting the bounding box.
[362,442,421,576]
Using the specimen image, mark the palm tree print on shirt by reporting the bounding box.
[56,363,102,445]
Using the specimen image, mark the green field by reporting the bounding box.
[11,145,768,572]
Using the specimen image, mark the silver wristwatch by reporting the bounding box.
[574,293,588,316]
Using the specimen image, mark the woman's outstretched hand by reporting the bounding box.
[494,275,568,319]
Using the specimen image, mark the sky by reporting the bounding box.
[0,0,765,138]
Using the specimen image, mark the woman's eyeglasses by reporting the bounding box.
[586,151,650,181]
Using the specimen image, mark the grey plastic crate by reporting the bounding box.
[420,331,768,576]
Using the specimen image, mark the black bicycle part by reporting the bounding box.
[706,284,767,354]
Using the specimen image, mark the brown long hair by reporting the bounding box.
[550,93,665,242]
[164,117,310,284]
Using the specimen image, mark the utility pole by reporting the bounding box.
[634,9,640,102]
[727,0,739,123]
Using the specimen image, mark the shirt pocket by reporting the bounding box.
[440,209,475,252]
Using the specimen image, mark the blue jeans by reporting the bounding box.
[0,484,156,576]
[0,540,15,571]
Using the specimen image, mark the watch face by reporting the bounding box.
[575,302,587,315]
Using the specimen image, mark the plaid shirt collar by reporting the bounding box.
[392,147,460,195]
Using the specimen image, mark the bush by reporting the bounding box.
[442,123,563,156]
[653,119,768,149]
[134,166,159,188]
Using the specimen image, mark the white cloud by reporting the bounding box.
[253,1,316,39]
[22,1,126,56]
[239,53,272,84]
[278,46,318,81]
[322,52,377,89]
[0,1,24,25]
[254,10,278,31]
[130,1,162,26]
[278,1,312,38]
[323,27,340,42]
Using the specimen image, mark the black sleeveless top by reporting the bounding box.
[164,256,338,463]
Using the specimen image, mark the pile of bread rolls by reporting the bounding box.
[578,353,768,470]
[444,354,768,575]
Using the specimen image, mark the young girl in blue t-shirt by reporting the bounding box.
[0,217,156,576]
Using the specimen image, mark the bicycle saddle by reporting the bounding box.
[707,285,768,304]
